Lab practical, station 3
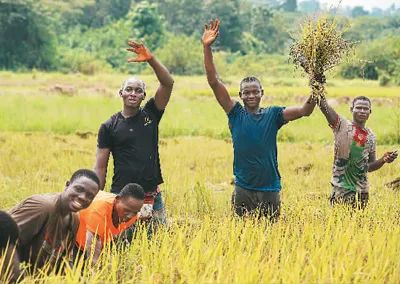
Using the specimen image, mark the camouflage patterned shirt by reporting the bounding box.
[331,115,376,193]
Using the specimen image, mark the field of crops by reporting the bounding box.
[1,72,400,283]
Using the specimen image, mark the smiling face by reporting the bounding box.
[61,176,99,213]
[119,78,146,108]
[114,196,143,224]
[351,99,371,125]
[239,81,263,111]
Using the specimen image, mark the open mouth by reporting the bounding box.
[70,200,84,211]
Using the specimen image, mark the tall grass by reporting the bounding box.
[1,73,400,282]
[0,134,399,282]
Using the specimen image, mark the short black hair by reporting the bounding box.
[0,211,19,250]
[240,76,262,91]
[118,183,144,200]
[70,169,100,188]
[351,96,371,108]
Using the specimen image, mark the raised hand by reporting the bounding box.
[202,19,220,47]
[383,150,398,163]
[127,41,153,62]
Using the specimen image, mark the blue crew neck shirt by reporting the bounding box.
[228,102,286,192]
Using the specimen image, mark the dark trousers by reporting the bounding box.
[330,187,369,209]
[232,185,281,221]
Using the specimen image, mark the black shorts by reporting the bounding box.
[232,185,281,221]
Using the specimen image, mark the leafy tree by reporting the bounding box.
[77,0,132,28]
[248,6,281,53]
[60,19,133,72]
[0,0,56,70]
[129,1,165,51]
[341,36,400,84]
[157,0,205,36]
[157,34,203,75]
[204,0,244,52]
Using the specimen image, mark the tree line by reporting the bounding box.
[0,0,399,85]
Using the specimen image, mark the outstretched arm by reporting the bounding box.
[368,150,398,172]
[282,96,316,122]
[94,148,110,191]
[127,41,174,111]
[202,19,234,113]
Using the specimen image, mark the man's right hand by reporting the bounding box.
[202,19,220,47]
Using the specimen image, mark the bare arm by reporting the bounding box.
[202,19,234,113]
[283,96,316,122]
[318,96,339,127]
[94,148,110,190]
[127,41,174,111]
[85,231,102,265]
[368,150,398,172]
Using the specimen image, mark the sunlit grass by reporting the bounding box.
[1,73,400,282]
[0,133,399,282]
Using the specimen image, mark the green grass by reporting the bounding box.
[1,73,400,282]
[1,72,400,143]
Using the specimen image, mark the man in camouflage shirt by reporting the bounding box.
[319,95,398,208]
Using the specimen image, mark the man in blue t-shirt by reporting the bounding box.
[202,19,317,220]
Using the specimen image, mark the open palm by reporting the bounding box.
[127,41,153,62]
[202,19,220,47]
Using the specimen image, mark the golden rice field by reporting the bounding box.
[1,72,400,283]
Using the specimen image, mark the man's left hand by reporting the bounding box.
[383,151,398,163]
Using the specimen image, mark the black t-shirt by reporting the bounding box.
[97,98,164,193]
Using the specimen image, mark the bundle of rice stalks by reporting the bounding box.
[290,16,355,102]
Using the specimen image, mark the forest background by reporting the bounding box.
[1,0,400,86]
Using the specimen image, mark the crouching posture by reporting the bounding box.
[8,169,100,272]
[74,183,144,265]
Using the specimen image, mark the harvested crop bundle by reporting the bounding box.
[290,16,354,102]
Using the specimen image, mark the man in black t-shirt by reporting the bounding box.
[95,41,174,228]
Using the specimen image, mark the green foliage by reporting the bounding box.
[0,0,399,75]
[0,0,57,70]
[157,34,203,75]
[344,16,390,42]
[60,20,134,72]
[157,0,205,36]
[78,0,132,28]
[248,8,294,54]
[205,0,244,52]
[340,36,400,84]
[129,1,165,51]
[58,47,112,75]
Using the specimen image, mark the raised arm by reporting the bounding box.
[202,19,234,113]
[318,96,339,127]
[368,150,398,172]
[94,148,110,191]
[282,96,316,122]
[127,41,174,111]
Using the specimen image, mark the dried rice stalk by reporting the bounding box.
[290,16,354,102]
